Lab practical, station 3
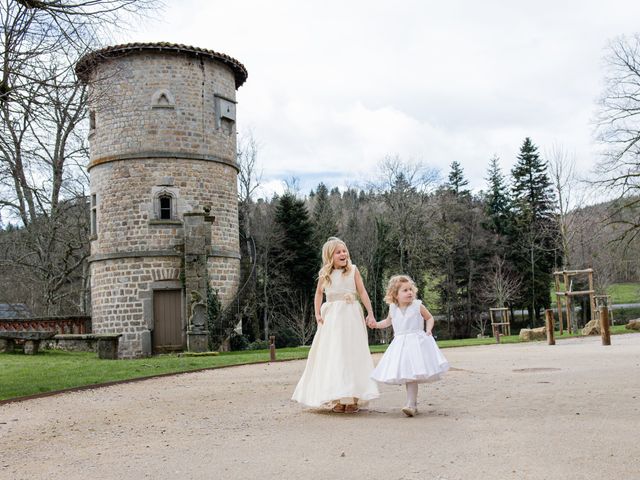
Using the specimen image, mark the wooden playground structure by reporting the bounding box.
[488,267,615,344]
[553,268,597,334]
[489,307,511,339]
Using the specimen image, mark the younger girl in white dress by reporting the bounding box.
[369,275,449,416]
[292,237,380,413]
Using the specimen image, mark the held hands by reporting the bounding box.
[366,313,377,329]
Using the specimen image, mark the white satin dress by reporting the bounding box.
[371,299,449,384]
[292,265,380,407]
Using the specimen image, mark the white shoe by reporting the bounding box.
[401,406,418,417]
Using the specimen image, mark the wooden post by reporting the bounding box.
[599,306,611,346]
[269,335,276,361]
[557,295,564,336]
[563,272,571,334]
[555,275,564,335]
[566,295,573,335]
[545,309,555,345]
[588,270,596,323]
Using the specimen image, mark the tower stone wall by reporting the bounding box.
[77,43,247,357]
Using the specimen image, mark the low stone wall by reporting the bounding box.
[46,334,121,359]
[46,334,99,352]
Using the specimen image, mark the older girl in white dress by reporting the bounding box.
[292,237,379,413]
[369,274,449,416]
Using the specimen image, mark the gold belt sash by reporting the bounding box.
[325,293,358,303]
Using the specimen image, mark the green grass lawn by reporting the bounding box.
[607,282,640,303]
[551,282,640,306]
[0,325,636,402]
[0,348,309,401]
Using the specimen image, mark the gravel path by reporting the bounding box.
[1,334,639,480]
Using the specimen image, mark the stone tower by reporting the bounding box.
[76,43,248,358]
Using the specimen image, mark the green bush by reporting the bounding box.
[229,333,250,351]
[246,339,270,350]
[612,307,640,324]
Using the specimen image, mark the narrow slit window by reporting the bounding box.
[90,193,97,235]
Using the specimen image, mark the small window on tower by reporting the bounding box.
[151,188,179,224]
[159,195,172,220]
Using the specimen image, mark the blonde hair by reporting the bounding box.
[384,275,418,305]
[318,237,352,287]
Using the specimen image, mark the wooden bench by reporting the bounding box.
[0,331,57,355]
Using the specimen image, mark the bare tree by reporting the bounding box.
[251,198,284,340]
[271,289,316,346]
[237,131,262,237]
[547,143,581,268]
[1,0,158,104]
[372,155,439,275]
[480,255,522,307]
[595,33,640,243]
[0,0,160,314]
[477,255,522,336]
[0,52,91,314]
[567,200,640,290]
[1,55,88,224]
[1,0,161,218]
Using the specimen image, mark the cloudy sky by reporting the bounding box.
[123,0,640,198]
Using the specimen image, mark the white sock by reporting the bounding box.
[405,382,418,408]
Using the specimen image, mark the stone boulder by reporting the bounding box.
[582,318,601,336]
[519,326,546,342]
[625,319,640,331]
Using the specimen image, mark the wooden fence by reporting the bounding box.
[0,316,91,334]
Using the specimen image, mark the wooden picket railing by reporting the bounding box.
[0,316,91,334]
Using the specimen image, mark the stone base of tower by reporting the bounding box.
[90,256,183,358]
[89,254,241,358]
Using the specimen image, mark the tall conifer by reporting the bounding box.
[311,182,338,248]
[446,161,470,196]
[274,192,318,296]
[509,138,559,325]
[485,155,510,235]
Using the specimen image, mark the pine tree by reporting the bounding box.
[484,155,510,235]
[511,138,556,222]
[509,138,559,325]
[263,193,320,346]
[274,192,318,295]
[312,182,338,248]
[446,161,470,196]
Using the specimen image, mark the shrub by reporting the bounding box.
[246,339,270,350]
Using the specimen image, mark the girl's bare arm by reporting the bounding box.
[420,304,435,335]
[354,267,376,324]
[314,278,324,324]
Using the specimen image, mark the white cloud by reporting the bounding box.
[123,0,640,196]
